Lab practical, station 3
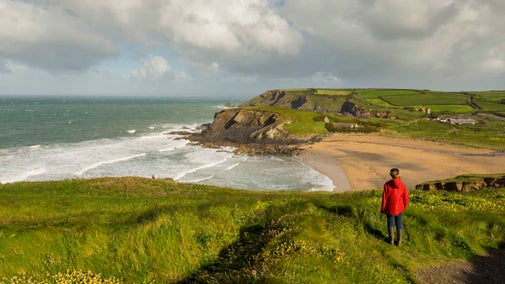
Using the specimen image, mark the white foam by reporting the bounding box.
[173,157,228,180]
[75,153,146,176]
[1,168,46,184]
[158,140,188,152]
[0,127,341,191]
[127,129,136,134]
[28,144,43,149]
[224,162,240,171]
[185,175,215,183]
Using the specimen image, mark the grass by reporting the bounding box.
[356,89,421,99]
[424,105,475,114]
[381,93,471,107]
[249,106,330,136]
[314,89,354,96]
[0,177,504,283]
[382,118,505,150]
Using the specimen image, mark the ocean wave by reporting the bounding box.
[75,153,146,176]
[185,175,215,183]
[174,158,228,180]
[224,162,240,171]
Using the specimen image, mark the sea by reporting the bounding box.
[0,96,334,191]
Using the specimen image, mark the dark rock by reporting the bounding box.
[189,108,322,155]
[341,100,390,118]
[168,131,194,136]
[416,175,505,191]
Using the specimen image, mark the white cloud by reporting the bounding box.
[174,71,193,82]
[127,55,193,82]
[0,60,29,74]
[157,0,302,56]
[312,72,340,84]
[209,62,220,73]
[128,55,172,79]
[54,0,302,68]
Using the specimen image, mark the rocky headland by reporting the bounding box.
[187,89,393,155]
[188,108,321,155]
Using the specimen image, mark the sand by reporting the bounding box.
[299,133,505,191]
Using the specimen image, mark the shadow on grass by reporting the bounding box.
[315,203,388,243]
[178,218,283,283]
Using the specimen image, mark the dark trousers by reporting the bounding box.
[387,213,403,229]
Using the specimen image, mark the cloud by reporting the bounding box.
[127,55,193,82]
[0,59,11,74]
[158,0,302,56]
[0,0,119,72]
[359,0,458,40]
[54,0,303,71]
[279,0,505,89]
[2,0,505,94]
[312,72,340,85]
[0,59,29,75]
[128,55,172,79]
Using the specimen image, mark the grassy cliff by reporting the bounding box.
[1,178,504,283]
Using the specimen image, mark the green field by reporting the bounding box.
[314,89,354,96]
[356,89,421,99]
[423,105,475,114]
[1,178,504,283]
[380,93,471,107]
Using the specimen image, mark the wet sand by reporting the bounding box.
[299,133,505,191]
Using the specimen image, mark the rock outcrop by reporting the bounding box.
[415,175,505,191]
[189,108,321,155]
[242,89,348,113]
[340,101,391,118]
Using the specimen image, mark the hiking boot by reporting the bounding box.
[397,229,403,246]
[388,227,395,245]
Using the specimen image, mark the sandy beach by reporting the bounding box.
[299,133,505,191]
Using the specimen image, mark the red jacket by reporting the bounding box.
[381,178,409,216]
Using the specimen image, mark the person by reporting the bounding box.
[381,168,409,246]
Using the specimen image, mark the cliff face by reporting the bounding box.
[190,108,319,155]
[340,101,391,118]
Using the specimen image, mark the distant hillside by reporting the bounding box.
[242,88,505,117]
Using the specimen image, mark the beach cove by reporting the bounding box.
[300,133,505,191]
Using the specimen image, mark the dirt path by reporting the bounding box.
[416,249,505,284]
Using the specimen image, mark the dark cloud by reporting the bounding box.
[0,0,119,72]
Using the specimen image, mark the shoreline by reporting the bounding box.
[299,148,351,192]
[299,133,505,191]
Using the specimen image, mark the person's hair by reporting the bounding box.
[390,168,400,179]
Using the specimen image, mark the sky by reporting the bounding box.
[1,0,505,98]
